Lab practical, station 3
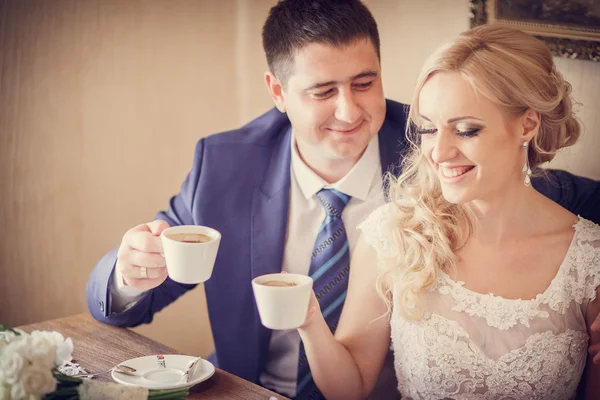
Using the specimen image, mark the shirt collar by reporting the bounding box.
[290,134,381,202]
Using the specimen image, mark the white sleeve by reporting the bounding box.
[108,264,147,314]
[357,202,400,270]
[571,219,600,314]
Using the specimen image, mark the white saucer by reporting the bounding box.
[111,354,215,390]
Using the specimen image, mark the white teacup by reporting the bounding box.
[160,225,221,284]
[252,273,313,330]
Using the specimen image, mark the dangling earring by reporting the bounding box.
[522,141,532,186]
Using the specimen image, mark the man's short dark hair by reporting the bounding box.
[262,0,380,85]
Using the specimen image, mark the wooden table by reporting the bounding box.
[18,314,290,400]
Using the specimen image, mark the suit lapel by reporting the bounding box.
[251,128,292,279]
[250,127,292,379]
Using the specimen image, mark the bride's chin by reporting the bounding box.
[441,189,471,205]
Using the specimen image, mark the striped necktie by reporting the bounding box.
[296,188,351,399]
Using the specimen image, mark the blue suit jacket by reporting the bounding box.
[87,99,600,385]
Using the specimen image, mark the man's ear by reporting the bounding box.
[265,71,286,113]
[519,108,541,143]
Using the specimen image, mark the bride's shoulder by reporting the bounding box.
[358,202,397,233]
[573,216,600,244]
[357,202,401,256]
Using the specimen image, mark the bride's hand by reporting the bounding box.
[298,291,321,330]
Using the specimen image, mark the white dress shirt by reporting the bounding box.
[259,134,384,397]
[110,133,385,397]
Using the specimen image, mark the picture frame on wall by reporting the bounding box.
[469,0,600,62]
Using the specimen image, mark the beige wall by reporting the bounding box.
[1,0,598,358]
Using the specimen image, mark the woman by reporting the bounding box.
[298,25,600,399]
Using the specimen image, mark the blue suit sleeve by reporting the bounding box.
[86,140,205,327]
[532,169,600,224]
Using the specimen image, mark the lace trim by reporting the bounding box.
[360,207,600,330]
[575,217,600,242]
[573,218,600,303]
[437,281,550,330]
[392,312,588,400]
[435,217,600,329]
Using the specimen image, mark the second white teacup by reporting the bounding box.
[160,225,221,284]
[252,273,313,330]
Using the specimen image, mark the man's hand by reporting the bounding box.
[116,220,170,291]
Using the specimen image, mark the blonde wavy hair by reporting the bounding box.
[377,25,581,320]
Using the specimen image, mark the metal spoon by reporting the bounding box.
[181,357,202,383]
[71,364,137,378]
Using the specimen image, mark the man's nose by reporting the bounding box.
[334,89,362,124]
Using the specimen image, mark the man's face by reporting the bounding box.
[269,39,386,173]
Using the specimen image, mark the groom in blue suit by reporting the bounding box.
[86,0,600,398]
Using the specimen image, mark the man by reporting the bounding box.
[87,1,600,399]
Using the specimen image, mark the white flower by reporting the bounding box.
[0,331,19,351]
[10,362,57,399]
[0,382,10,400]
[0,348,25,385]
[18,336,56,369]
[0,329,74,399]
[29,331,73,366]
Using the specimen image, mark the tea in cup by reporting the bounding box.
[252,273,313,330]
[160,225,221,284]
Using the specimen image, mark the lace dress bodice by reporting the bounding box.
[359,204,600,400]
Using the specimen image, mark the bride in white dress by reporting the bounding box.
[297,25,600,399]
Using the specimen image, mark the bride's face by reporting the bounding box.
[417,71,529,205]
